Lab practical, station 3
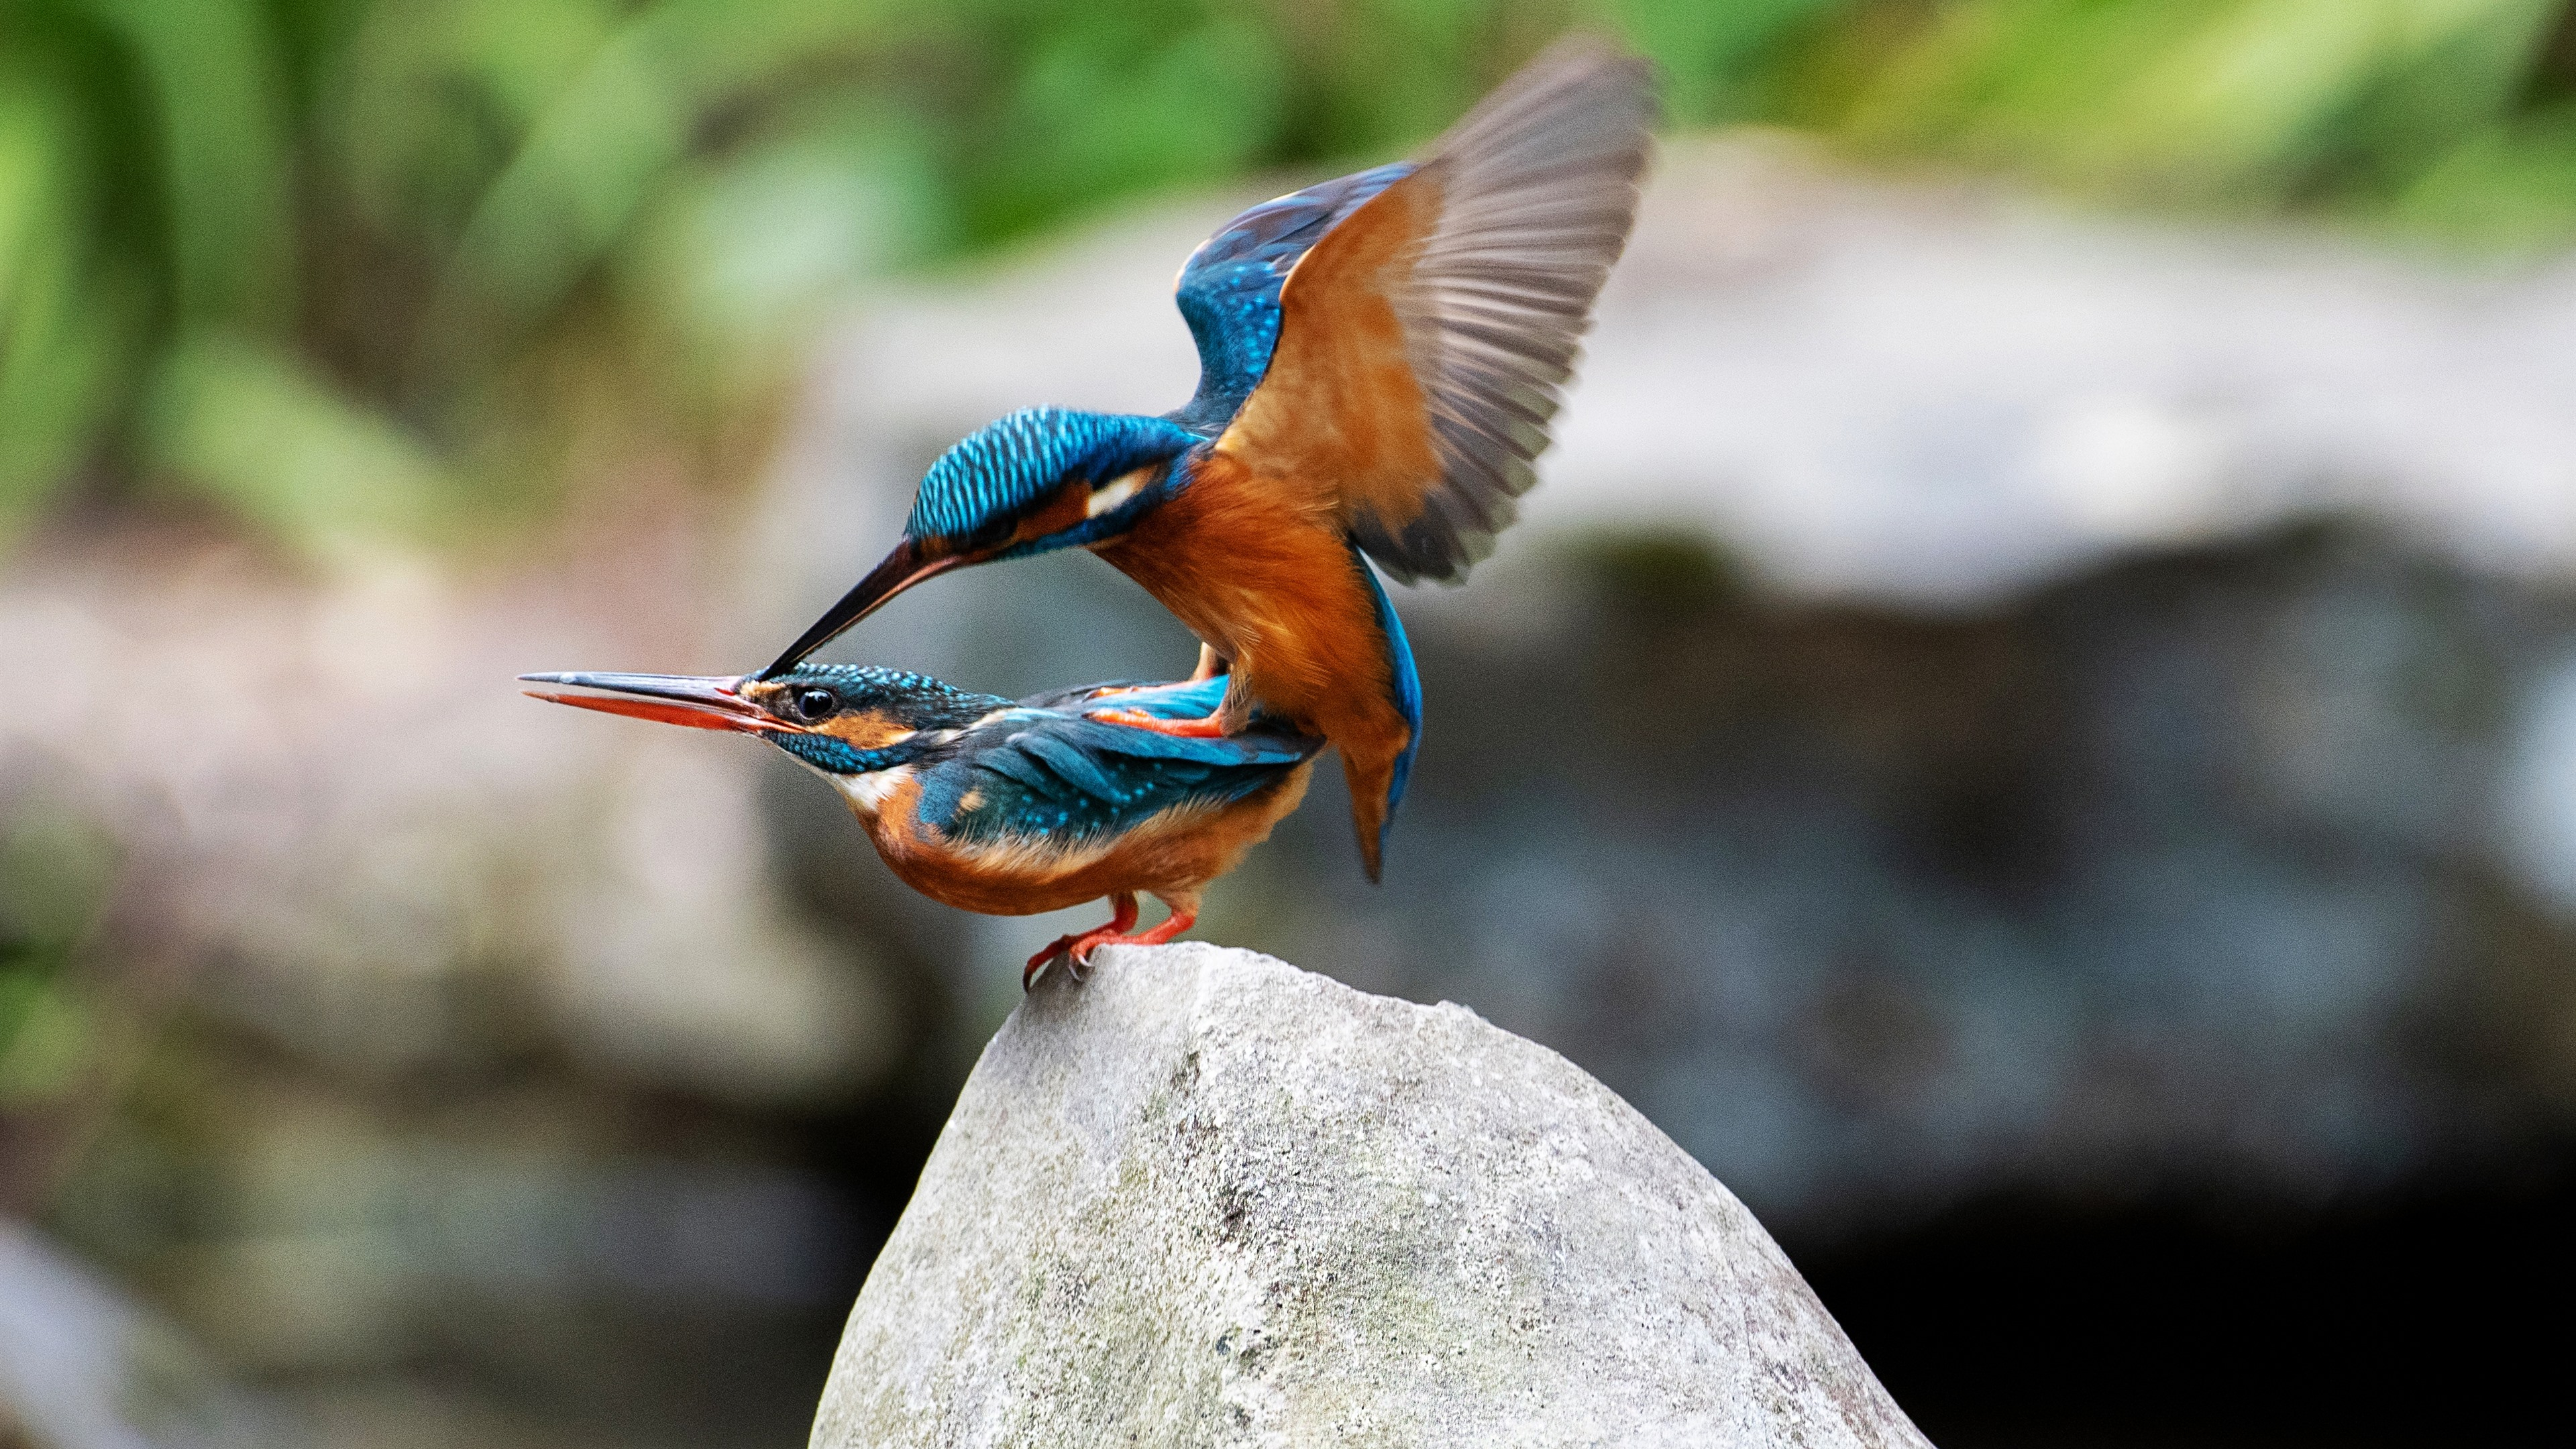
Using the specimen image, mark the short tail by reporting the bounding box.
[1342,750,1399,885]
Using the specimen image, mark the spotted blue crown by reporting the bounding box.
[906,407,1199,545]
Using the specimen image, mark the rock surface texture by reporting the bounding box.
[811,945,1930,1448]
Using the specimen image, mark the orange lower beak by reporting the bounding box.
[518,672,799,735]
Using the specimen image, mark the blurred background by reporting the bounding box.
[5,1,2575,1444]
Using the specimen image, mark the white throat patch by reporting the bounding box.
[830,763,914,818]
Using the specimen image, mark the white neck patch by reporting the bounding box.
[1087,468,1147,519]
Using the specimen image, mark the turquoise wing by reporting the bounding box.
[912,680,1321,847]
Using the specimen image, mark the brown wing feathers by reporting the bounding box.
[1221,40,1656,585]
[1379,39,1656,582]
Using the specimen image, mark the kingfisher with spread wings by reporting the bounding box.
[762,40,1656,881]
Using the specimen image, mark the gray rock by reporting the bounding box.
[811,944,1929,1448]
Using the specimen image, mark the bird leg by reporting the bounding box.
[1020,895,1205,990]
[1087,669,1245,738]
[1128,897,1197,947]
[1085,706,1230,737]
[1024,892,1140,991]
[1081,647,1228,708]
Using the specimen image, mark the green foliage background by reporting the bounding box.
[3,0,2572,547]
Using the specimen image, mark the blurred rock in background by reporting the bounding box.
[0,1219,299,1449]
[9,3,2576,1446]
[0,528,888,1448]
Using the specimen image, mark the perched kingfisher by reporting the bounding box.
[521,668,1319,985]
[760,39,1655,881]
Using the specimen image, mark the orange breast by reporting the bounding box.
[1093,452,1391,733]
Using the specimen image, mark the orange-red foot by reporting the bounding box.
[1024,893,1140,991]
[1126,905,1196,947]
[1020,901,1201,991]
[1085,706,1229,738]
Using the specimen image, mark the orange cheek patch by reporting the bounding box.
[1010,482,1093,547]
[820,710,916,750]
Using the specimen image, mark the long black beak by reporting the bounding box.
[760,539,962,680]
[519,672,796,735]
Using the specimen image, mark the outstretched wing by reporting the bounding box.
[1169,163,1413,435]
[1214,39,1656,584]
[915,680,1322,847]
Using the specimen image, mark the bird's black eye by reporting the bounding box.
[792,687,838,722]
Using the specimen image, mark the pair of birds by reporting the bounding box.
[529,40,1655,987]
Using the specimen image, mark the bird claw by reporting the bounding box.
[1025,893,1143,992]
[1085,706,1230,738]
[1022,940,1071,991]
[1022,932,1112,991]
[1023,906,1201,990]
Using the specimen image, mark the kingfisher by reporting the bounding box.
[521,667,1319,986]
[759,38,1655,882]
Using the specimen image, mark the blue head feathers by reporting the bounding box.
[906,407,1198,551]
[757,409,1199,679]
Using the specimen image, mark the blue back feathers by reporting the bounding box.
[907,407,1197,545]
[763,667,1320,849]
[1169,162,1413,435]
[920,677,1319,848]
